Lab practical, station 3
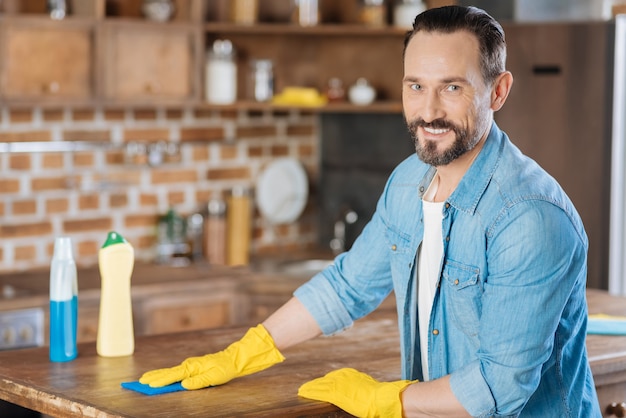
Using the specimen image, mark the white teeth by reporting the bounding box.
[424,127,449,135]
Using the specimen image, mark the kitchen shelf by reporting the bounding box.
[204,23,409,37]
[195,100,403,114]
[0,0,406,106]
[0,141,113,153]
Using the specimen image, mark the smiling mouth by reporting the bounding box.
[423,126,451,135]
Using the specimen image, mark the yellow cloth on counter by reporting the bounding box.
[588,313,626,320]
[587,313,626,335]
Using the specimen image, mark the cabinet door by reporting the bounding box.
[0,19,94,103]
[76,303,99,343]
[138,290,249,335]
[100,22,199,104]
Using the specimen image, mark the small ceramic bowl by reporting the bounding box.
[348,78,376,105]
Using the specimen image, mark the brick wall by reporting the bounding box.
[0,106,320,273]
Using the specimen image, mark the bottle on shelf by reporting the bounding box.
[360,0,387,27]
[97,231,135,357]
[293,0,319,26]
[231,0,258,25]
[204,198,227,265]
[187,210,204,262]
[249,59,274,102]
[49,236,78,362]
[155,207,190,266]
[226,187,252,266]
[47,0,68,20]
[326,77,346,103]
[393,0,426,29]
[205,39,237,105]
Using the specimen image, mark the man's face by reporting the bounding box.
[402,30,494,167]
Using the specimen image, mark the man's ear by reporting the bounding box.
[491,71,513,111]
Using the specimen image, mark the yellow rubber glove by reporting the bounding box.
[139,324,285,390]
[298,368,415,418]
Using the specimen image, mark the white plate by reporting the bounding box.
[256,158,309,224]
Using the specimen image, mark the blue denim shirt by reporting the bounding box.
[294,123,601,417]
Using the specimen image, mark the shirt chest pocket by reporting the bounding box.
[385,226,415,278]
[441,261,482,337]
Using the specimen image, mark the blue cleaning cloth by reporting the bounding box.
[587,316,626,336]
[121,381,186,395]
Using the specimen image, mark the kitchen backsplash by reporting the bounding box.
[0,106,320,273]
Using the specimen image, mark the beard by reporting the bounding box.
[406,117,483,167]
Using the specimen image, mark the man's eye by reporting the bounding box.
[446,85,459,92]
[410,84,421,91]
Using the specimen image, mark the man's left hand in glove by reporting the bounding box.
[298,367,417,418]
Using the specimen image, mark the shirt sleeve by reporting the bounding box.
[294,181,399,335]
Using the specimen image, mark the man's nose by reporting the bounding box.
[421,92,445,122]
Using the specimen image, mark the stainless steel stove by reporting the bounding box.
[0,306,45,417]
[0,307,44,351]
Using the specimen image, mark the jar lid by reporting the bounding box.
[207,199,226,215]
[251,59,273,69]
[211,39,235,58]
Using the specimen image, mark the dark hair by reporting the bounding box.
[403,6,506,84]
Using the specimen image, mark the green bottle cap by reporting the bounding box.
[102,231,127,248]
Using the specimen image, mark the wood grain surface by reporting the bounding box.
[1,290,626,417]
[0,311,400,417]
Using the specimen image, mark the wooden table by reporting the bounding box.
[1,290,626,417]
[0,310,400,418]
[585,289,626,415]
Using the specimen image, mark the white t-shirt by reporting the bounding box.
[418,176,444,381]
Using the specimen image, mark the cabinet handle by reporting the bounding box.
[144,82,161,94]
[606,402,626,417]
[42,81,60,94]
[532,65,561,75]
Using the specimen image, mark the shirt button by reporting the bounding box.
[433,329,439,335]
[391,245,397,251]
[454,279,459,285]
[445,203,450,209]
[445,236,450,242]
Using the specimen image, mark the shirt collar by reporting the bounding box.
[445,122,504,215]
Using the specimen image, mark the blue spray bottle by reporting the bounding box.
[49,236,78,362]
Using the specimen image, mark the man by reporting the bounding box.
[140,6,601,417]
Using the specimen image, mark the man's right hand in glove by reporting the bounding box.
[139,324,285,390]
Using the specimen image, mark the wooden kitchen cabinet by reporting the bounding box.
[202,0,406,105]
[98,21,201,105]
[76,302,100,343]
[72,296,239,343]
[0,0,406,109]
[30,270,254,345]
[0,0,102,18]
[203,26,405,104]
[138,288,251,335]
[0,17,95,104]
[496,22,614,290]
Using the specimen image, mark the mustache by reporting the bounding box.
[408,118,457,132]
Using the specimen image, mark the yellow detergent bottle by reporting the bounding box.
[97,231,135,357]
